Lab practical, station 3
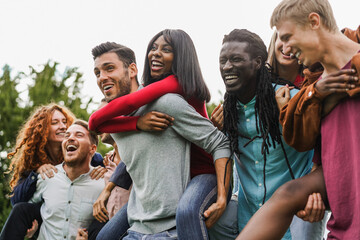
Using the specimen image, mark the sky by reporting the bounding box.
[0,0,358,110]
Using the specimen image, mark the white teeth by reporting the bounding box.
[66,145,78,151]
[103,85,113,91]
[295,51,301,58]
[225,75,238,80]
[152,61,163,66]
[56,132,65,136]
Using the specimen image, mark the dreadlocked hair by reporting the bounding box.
[7,104,75,190]
[222,29,295,204]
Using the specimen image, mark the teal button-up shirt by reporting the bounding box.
[235,86,313,239]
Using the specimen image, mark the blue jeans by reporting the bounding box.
[124,229,177,240]
[176,174,217,240]
[96,203,129,240]
[97,174,217,240]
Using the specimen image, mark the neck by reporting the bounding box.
[277,63,300,83]
[63,159,91,181]
[319,31,360,76]
[236,78,257,104]
[45,142,62,164]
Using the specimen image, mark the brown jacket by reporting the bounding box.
[279,26,360,152]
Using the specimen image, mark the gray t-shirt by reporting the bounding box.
[111,93,230,234]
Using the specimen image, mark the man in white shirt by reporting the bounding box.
[29,120,105,240]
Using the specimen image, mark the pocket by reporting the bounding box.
[77,198,94,221]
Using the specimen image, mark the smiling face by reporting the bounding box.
[277,19,320,67]
[62,124,95,167]
[47,110,67,145]
[148,35,174,80]
[219,41,260,101]
[274,33,299,68]
[94,52,132,102]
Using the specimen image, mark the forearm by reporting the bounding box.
[214,158,232,202]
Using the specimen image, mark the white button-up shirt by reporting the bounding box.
[30,163,105,240]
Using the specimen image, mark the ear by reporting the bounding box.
[308,12,321,30]
[128,63,138,79]
[89,144,97,156]
[254,56,262,70]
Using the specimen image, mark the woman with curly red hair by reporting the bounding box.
[1,104,104,240]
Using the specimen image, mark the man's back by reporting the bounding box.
[111,93,229,234]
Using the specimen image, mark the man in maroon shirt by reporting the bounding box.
[234,0,360,239]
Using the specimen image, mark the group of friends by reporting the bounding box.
[1,0,360,239]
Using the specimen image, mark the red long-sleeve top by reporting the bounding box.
[88,75,215,177]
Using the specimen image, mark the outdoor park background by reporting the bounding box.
[0,0,358,230]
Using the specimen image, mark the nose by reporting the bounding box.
[223,60,233,71]
[282,43,292,55]
[98,71,109,86]
[59,121,66,130]
[152,48,161,58]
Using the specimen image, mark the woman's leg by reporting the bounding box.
[236,167,327,240]
[96,203,129,240]
[0,202,42,240]
[176,174,217,240]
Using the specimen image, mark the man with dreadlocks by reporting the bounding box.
[208,29,318,240]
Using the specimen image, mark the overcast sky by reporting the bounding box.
[0,0,358,110]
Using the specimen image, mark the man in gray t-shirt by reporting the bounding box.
[90,42,231,239]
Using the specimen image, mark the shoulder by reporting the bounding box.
[151,93,189,111]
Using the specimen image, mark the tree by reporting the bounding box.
[0,65,26,228]
[0,61,111,229]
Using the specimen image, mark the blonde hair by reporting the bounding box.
[270,0,338,32]
[267,31,279,73]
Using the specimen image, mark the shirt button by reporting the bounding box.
[258,183,262,187]
[71,183,73,186]
[255,161,259,164]
[68,201,71,204]
[66,218,68,221]
[259,203,263,207]
[244,105,247,108]
[246,119,250,122]
[31,176,35,180]
[64,236,66,238]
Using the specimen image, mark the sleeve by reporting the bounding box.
[91,152,105,167]
[158,94,231,161]
[109,161,132,190]
[279,81,327,152]
[29,176,45,204]
[96,116,140,133]
[88,75,182,131]
[10,172,38,206]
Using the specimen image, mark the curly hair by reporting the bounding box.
[7,103,75,190]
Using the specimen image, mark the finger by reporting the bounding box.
[40,172,46,180]
[328,68,356,77]
[152,111,174,122]
[304,194,314,217]
[284,87,291,100]
[276,87,286,97]
[211,104,222,117]
[50,165,58,173]
[151,116,171,126]
[97,168,107,180]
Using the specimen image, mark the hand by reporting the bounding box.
[36,164,57,180]
[25,219,38,238]
[315,69,359,96]
[90,166,107,180]
[296,193,325,222]
[103,151,114,167]
[275,84,294,110]
[136,111,174,131]
[76,228,88,240]
[210,104,224,130]
[204,197,227,229]
[93,182,114,223]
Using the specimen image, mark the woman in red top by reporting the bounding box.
[91,29,230,240]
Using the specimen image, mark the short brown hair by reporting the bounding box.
[73,120,99,146]
[270,0,338,32]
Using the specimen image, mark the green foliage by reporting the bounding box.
[0,61,95,229]
[0,65,25,229]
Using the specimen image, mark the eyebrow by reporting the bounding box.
[94,62,113,71]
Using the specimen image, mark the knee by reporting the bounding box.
[11,202,33,214]
[176,200,199,220]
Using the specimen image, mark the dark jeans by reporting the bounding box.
[0,202,42,240]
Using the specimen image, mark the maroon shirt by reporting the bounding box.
[316,60,360,239]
